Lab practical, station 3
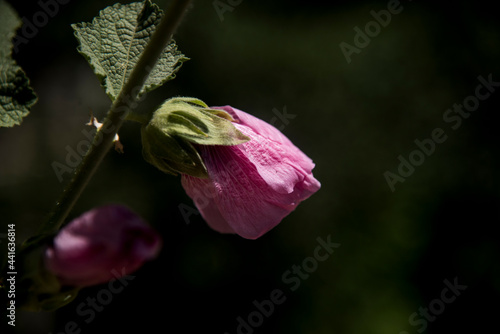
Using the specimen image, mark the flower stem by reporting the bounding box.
[21,0,193,250]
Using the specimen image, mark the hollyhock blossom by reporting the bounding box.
[181,106,321,239]
[44,205,161,287]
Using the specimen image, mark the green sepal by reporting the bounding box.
[154,98,249,145]
[141,123,208,178]
[141,97,250,177]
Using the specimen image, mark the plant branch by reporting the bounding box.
[21,0,193,250]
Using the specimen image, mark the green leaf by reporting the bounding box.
[0,62,37,127]
[0,0,38,128]
[72,0,189,101]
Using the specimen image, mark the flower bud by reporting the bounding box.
[44,205,161,287]
[141,97,249,178]
[14,205,160,312]
[181,105,321,239]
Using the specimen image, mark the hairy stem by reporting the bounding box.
[22,0,193,250]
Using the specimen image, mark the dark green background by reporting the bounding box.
[1,0,499,333]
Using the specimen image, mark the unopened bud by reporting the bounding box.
[141,97,249,178]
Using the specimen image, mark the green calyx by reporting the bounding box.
[141,97,250,178]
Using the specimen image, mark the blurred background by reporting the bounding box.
[1,0,499,333]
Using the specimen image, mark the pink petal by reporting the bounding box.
[44,205,161,287]
[233,123,310,194]
[181,175,235,234]
[213,105,315,172]
[182,144,314,239]
[181,105,321,239]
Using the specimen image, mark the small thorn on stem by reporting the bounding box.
[87,109,124,153]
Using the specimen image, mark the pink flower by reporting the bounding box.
[181,106,321,239]
[44,205,161,287]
